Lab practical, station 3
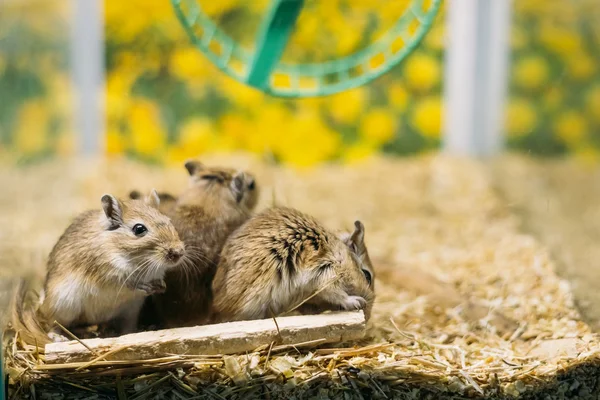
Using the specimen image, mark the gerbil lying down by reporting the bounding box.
[13,190,186,343]
[211,207,375,323]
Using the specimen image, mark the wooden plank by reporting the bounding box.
[44,310,366,364]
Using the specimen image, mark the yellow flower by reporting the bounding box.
[543,88,563,111]
[13,100,49,154]
[329,88,367,124]
[170,47,211,82]
[128,100,166,157]
[106,130,126,155]
[336,25,362,55]
[219,76,265,109]
[343,141,378,164]
[177,118,217,155]
[411,96,443,138]
[505,99,537,138]
[404,53,441,91]
[219,113,250,148]
[106,69,136,122]
[567,52,596,80]
[538,24,581,56]
[290,14,320,49]
[47,74,73,116]
[275,111,341,167]
[200,0,239,18]
[166,146,191,165]
[586,86,600,124]
[513,56,549,90]
[510,27,528,50]
[554,111,588,146]
[388,84,409,111]
[245,103,292,154]
[105,1,177,41]
[247,0,270,13]
[359,108,397,145]
[424,25,445,51]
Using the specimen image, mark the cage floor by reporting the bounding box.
[2,153,600,399]
[494,154,600,333]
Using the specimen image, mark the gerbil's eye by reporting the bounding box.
[132,224,148,237]
[247,180,255,190]
[362,269,372,286]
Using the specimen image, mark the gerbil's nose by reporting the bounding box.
[166,247,184,263]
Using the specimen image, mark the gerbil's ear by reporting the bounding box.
[230,172,245,203]
[347,220,366,254]
[129,190,142,200]
[101,194,123,228]
[184,159,203,176]
[145,189,161,209]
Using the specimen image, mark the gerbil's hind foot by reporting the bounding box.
[340,295,367,311]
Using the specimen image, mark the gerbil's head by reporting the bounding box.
[100,190,186,277]
[302,222,375,320]
[341,221,374,291]
[182,159,259,212]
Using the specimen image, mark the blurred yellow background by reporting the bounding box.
[0,0,599,166]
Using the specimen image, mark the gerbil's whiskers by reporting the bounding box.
[132,258,158,291]
[178,255,195,284]
[281,275,341,317]
[183,245,215,267]
[114,259,151,303]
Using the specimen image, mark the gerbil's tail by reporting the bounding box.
[10,278,50,346]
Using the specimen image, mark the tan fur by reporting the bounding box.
[211,207,375,323]
[129,190,178,216]
[147,159,259,328]
[13,190,186,342]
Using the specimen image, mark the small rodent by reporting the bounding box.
[130,190,177,216]
[211,207,375,323]
[146,159,259,328]
[13,190,186,343]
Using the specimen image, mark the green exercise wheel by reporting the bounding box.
[171,0,442,98]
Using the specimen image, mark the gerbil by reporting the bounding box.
[147,159,259,328]
[130,190,178,216]
[211,207,375,323]
[13,190,186,343]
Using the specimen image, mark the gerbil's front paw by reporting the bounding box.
[135,279,166,295]
[340,296,367,311]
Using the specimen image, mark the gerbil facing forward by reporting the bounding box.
[211,207,375,323]
[14,190,186,342]
[148,159,259,328]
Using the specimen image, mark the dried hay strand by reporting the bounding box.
[2,153,600,399]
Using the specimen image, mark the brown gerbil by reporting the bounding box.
[13,190,186,343]
[211,207,375,323]
[147,159,259,328]
[130,190,178,216]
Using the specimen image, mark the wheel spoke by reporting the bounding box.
[247,0,305,90]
